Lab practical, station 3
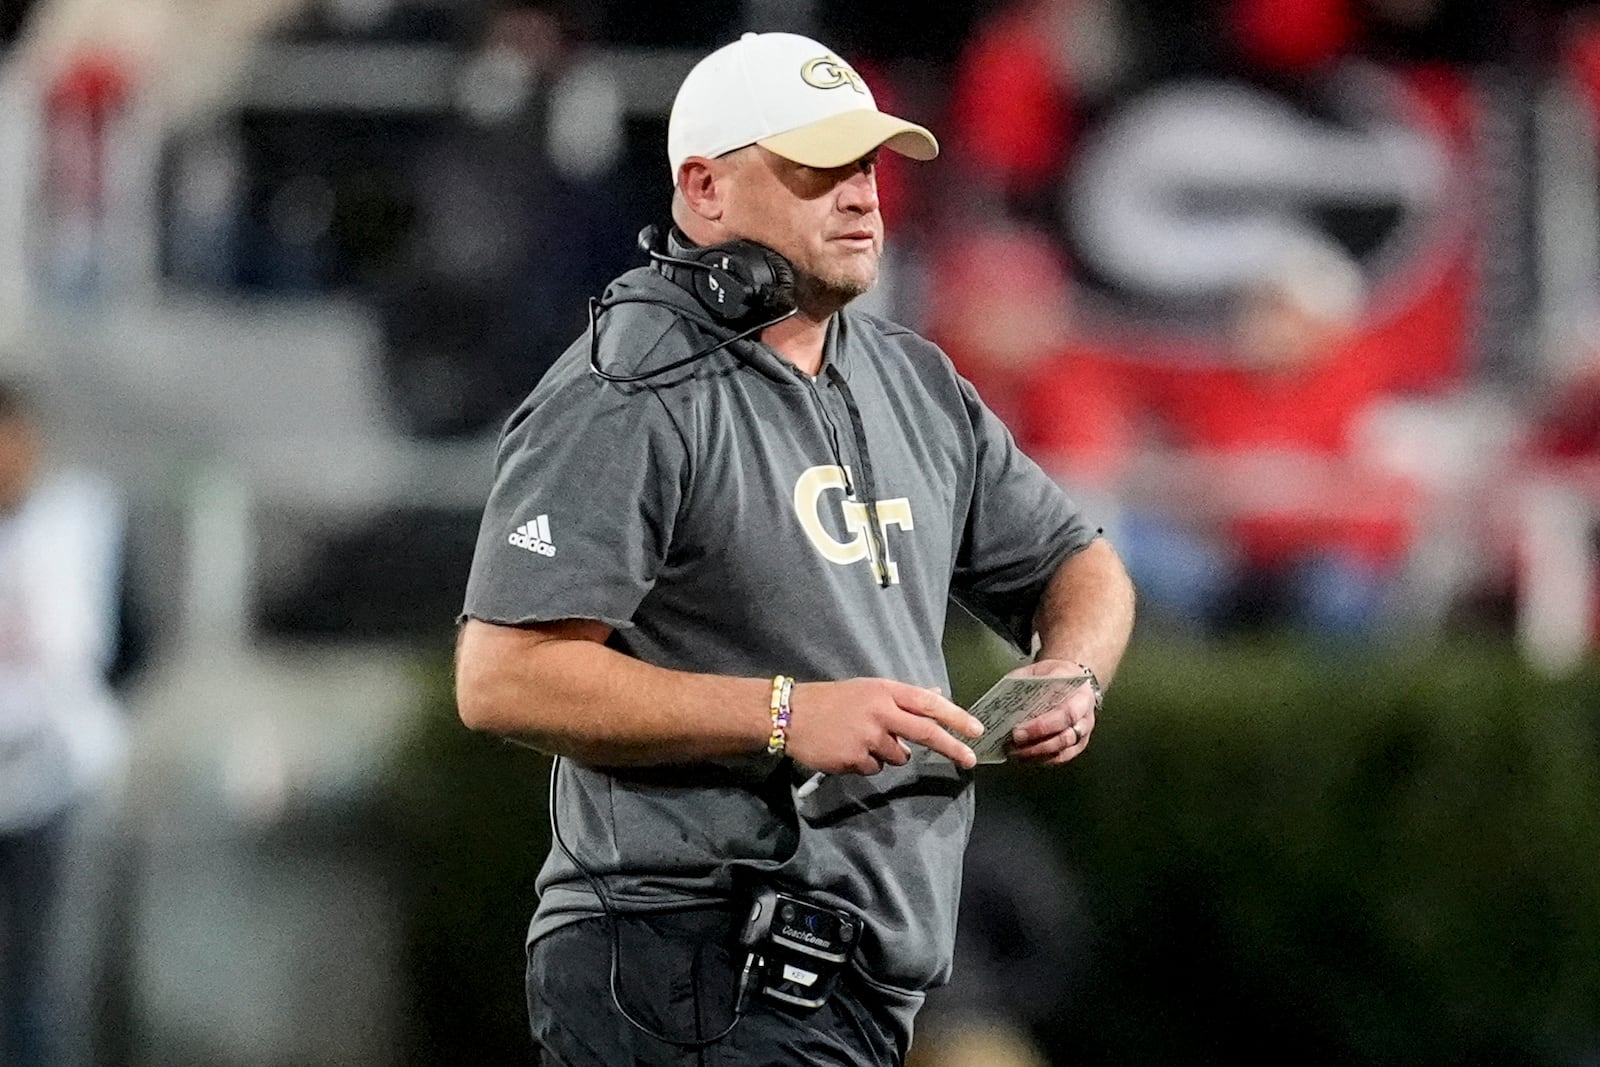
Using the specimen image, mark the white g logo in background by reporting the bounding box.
[793,465,914,584]
[1066,77,1449,302]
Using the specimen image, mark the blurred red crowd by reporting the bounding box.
[882,0,1600,636]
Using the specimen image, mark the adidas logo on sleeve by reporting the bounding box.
[510,514,556,557]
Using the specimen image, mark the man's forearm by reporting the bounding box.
[455,620,773,765]
[1033,538,1137,685]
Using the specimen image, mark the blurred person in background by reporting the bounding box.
[943,0,1127,223]
[0,382,128,1067]
[926,226,1413,635]
[1519,332,1600,641]
[455,29,1135,1066]
[1013,245,1423,636]
[922,226,1080,436]
[920,224,1142,496]
[383,0,636,436]
[1171,250,1402,636]
[1530,339,1600,464]
[1145,248,1409,635]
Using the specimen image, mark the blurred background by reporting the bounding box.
[4,0,1600,1063]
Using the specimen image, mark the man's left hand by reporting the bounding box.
[1004,659,1096,765]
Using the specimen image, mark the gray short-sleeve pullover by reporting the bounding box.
[463,266,1098,1026]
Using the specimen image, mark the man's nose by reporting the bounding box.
[839,167,879,215]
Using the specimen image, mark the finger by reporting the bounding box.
[1010,732,1073,761]
[1013,702,1094,747]
[1011,720,1092,762]
[893,721,976,768]
[871,736,914,767]
[1011,707,1071,747]
[891,682,983,738]
[853,754,887,776]
[891,712,978,768]
[1012,740,1079,763]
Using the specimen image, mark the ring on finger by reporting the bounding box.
[1066,724,1081,747]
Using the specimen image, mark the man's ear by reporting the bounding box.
[677,157,725,222]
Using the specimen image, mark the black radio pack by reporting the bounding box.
[737,887,862,1011]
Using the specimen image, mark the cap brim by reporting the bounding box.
[757,109,939,168]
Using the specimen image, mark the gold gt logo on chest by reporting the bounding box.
[793,465,914,584]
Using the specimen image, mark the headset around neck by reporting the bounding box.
[587,225,800,384]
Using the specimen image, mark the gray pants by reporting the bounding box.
[0,815,68,1067]
[526,907,904,1066]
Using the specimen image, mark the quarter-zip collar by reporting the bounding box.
[598,266,886,585]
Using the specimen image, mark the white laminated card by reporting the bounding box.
[953,674,1089,764]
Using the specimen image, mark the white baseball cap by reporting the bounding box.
[667,32,939,182]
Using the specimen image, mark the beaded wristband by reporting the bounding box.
[767,675,795,756]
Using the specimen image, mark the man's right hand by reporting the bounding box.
[784,679,983,775]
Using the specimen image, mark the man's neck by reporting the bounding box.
[760,308,833,377]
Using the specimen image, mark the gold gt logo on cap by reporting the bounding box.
[800,55,866,94]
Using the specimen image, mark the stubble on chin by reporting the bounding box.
[793,255,879,317]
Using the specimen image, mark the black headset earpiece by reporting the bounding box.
[639,224,797,325]
[636,224,663,256]
[587,225,800,385]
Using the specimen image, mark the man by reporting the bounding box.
[455,31,1135,1066]
[0,382,127,1067]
